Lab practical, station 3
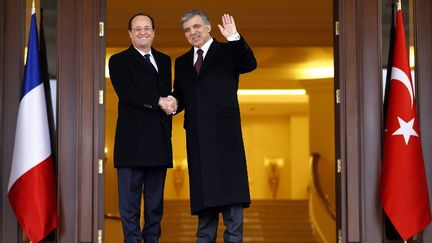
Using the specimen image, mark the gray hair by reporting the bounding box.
[180,9,211,26]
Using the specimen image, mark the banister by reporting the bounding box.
[309,153,336,220]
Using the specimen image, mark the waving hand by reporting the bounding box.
[218,14,238,38]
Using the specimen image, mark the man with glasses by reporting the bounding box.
[108,13,176,243]
[172,9,257,243]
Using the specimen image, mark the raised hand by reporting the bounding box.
[217,14,237,39]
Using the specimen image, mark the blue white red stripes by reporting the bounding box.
[8,84,52,191]
[7,12,58,243]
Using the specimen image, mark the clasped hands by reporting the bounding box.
[159,95,177,115]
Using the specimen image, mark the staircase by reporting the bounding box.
[105,200,318,243]
[160,200,317,243]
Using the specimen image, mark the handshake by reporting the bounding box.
[158,95,178,115]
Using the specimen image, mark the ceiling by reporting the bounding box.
[105,0,334,115]
[106,0,333,48]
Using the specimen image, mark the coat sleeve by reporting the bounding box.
[171,58,185,114]
[229,36,257,74]
[109,55,160,110]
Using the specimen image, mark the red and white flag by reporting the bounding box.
[7,9,58,243]
[380,4,431,240]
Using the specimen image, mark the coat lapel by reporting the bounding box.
[186,47,197,79]
[199,39,220,76]
[128,46,159,76]
[151,48,163,76]
[188,39,220,79]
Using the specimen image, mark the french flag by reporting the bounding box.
[7,10,58,242]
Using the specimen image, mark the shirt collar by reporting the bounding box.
[194,37,213,57]
[134,46,153,58]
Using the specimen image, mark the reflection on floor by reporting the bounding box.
[105,200,318,243]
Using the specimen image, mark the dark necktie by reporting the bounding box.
[144,53,151,62]
[144,54,157,72]
[195,49,203,74]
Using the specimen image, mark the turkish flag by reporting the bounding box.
[380,7,431,241]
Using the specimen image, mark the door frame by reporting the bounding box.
[55,0,106,241]
[335,0,432,242]
[3,0,432,242]
[0,0,105,242]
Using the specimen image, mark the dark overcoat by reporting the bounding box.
[173,37,257,214]
[109,46,173,168]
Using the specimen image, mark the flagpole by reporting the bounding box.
[29,2,35,241]
[30,2,34,242]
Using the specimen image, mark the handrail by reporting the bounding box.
[309,153,336,220]
[105,212,121,220]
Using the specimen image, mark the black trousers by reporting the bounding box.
[196,204,244,243]
[117,167,167,243]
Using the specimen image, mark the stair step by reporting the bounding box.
[159,200,317,242]
[105,200,318,243]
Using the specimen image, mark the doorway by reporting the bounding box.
[104,0,335,242]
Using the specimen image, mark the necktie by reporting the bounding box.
[144,54,157,72]
[195,49,203,74]
[144,53,151,62]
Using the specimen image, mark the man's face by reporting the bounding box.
[129,15,155,51]
[182,15,211,48]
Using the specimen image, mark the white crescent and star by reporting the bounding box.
[391,67,414,108]
[389,67,419,145]
[392,117,418,145]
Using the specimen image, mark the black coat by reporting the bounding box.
[173,37,257,214]
[109,46,173,168]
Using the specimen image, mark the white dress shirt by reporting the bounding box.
[193,32,241,65]
[134,47,158,72]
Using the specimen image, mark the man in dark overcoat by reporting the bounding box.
[172,9,257,243]
[108,13,176,243]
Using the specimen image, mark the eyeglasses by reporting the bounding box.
[132,26,153,33]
